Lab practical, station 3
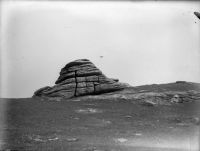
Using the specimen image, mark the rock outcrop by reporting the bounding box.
[33,59,128,99]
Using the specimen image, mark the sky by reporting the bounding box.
[0,1,200,98]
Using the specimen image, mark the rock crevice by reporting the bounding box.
[33,59,128,99]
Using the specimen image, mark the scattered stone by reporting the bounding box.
[134,133,142,136]
[75,108,102,114]
[28,134,59,143]
[141,100,157,106]
[48,137,59,141]
[168,116,200,126]
[66,138,79,142]
[115,138,128,143]
[82,146,98,151]
[192,117,200,125]
[101,119,112,125]
[33,138,46,142]
[171,94,182,103]
[124,115,132,118]
[33,59,127,99]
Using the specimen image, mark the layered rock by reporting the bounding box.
[33,59,128,99]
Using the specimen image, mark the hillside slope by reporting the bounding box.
[68,81,200,105]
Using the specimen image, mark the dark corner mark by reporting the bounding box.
[194,12,200,20]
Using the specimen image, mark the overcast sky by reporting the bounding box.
[1,1,200,98]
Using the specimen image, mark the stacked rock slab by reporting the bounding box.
[33,59,127,99]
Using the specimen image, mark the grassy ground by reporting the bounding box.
[0,97,199,151]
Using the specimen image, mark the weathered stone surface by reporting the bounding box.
[86,82,94,87]
[76,77,86,83]
[67,64,96,72]
[76,70,102,77]
[56,72,75,84]
[58,78,76,85]
[34,86,51,96]
[77,82,87,88]
[33,59,128,99]
[171,94,182,103]
[47,90,75,98]
[76,87,94,96]
[95,83,125,94]
[62,59,91,69]
[86,76,99,82]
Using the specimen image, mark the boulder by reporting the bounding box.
[33,59,128,99]
[171,94,182,103]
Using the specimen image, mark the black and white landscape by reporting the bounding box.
[0,1,200,151]
[1,59,200,151]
